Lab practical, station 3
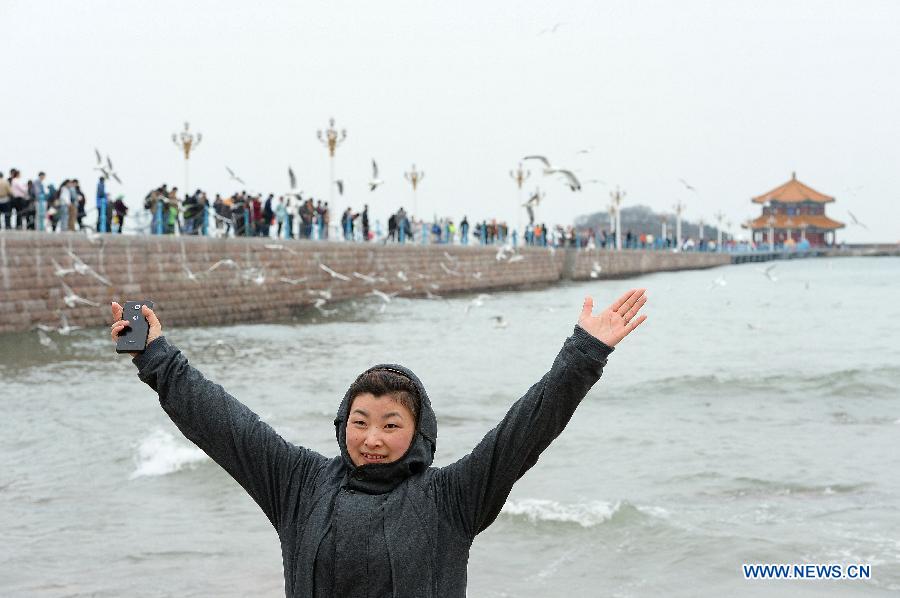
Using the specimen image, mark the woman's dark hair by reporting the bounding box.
[348,369,420,423]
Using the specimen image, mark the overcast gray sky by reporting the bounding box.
[4,0,898,242]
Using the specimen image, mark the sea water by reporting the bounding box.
[1,256,898,597]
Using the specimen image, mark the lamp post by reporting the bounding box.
[714,211,726,252]
[404,164,425,218]
[659,214,668,249]
[317,117,347,206]
[673,201,686,250]
[610,187,625,250]
[172,122,202,196]
[509,162,531,237]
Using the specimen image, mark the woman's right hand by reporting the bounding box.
[110,302,163,357]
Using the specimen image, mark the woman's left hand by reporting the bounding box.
[578,289,648,347]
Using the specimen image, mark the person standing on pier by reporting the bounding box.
[96,175,109,232]
[0,171,11,230]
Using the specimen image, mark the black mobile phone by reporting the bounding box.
[116,300,154,354]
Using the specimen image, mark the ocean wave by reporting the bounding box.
[500,498,667,528]
[631,365,900,399]
[709,477,871,499]
[129,430,208,479]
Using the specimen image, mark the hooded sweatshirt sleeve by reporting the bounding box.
[132,336,316,530]
[436,325,613,539]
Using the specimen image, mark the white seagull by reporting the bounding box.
[369,160,384,191]
[847,211,868,230]
[370,289,398,303]
[207,258,238,273]
[60,281,100,308]
[440,263,461,277]
[678,178,697,193]
[523,155,582,191]
[226,166,246,186]
[319,263,351,281]
[491,315,509,329]
[279,276,308,285]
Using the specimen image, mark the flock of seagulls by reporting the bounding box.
[524,155,582,191]
[222,159,389,199]
[94,149,122,184]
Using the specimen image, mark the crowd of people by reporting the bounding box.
[3,169,748,251]
[0,169,128,233]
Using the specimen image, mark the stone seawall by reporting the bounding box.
[0,232,729,334]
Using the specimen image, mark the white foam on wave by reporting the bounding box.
[129,429,209,479]
[501,498,620,528]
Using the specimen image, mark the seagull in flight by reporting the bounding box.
[279,276,308,285]
[56,311,82,335]
[847,211,868,229]
[319,263,351,281]
[756,264,778,282]
[491,315,509,329]
[464,294,491,314]
[522,188,544,224]
[678,178,697,192]
[288,166,297,190]
[60,281,101,308]
[353,272,378,284]
[206,258,238,273]
[440,263,461,276]
[369,289,398,303]
[538,22,565,35]
[93,149,123,183]
[335,180,344,196]
[226,166,246,186]
[523,155,581,191]
[369,160,384,191]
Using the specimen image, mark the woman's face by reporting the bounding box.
[346,393,415,467]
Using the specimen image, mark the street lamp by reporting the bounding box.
[610,187,626,250]
[673,200,686,250]
[404,164,425,218]
[509,162,531,235]
[172,122,202,197]
[714,211,726,252]
[317,117,347,205]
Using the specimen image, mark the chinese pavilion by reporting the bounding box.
[745,172,844,247]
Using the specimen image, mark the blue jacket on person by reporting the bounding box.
[96,178,107,207]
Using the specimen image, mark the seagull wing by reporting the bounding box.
[226,166,236,179]
[372,159,379,178]
[95,148,102,164]
[523,155,551,168]
[288,167,296,189]
[557,169,582,190]
[847,211,866,228]
[336,180,344,195]
[112,172,122,184]
[678,178,696,192]
[107,156,114,170]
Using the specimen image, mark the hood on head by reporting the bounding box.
[334,363,437,493]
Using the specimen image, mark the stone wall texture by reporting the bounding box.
[0,232,729,334]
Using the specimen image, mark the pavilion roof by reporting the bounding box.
[752,173,835,204]
[743,213,845,230]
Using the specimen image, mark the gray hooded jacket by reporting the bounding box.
[133,325,613,597]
